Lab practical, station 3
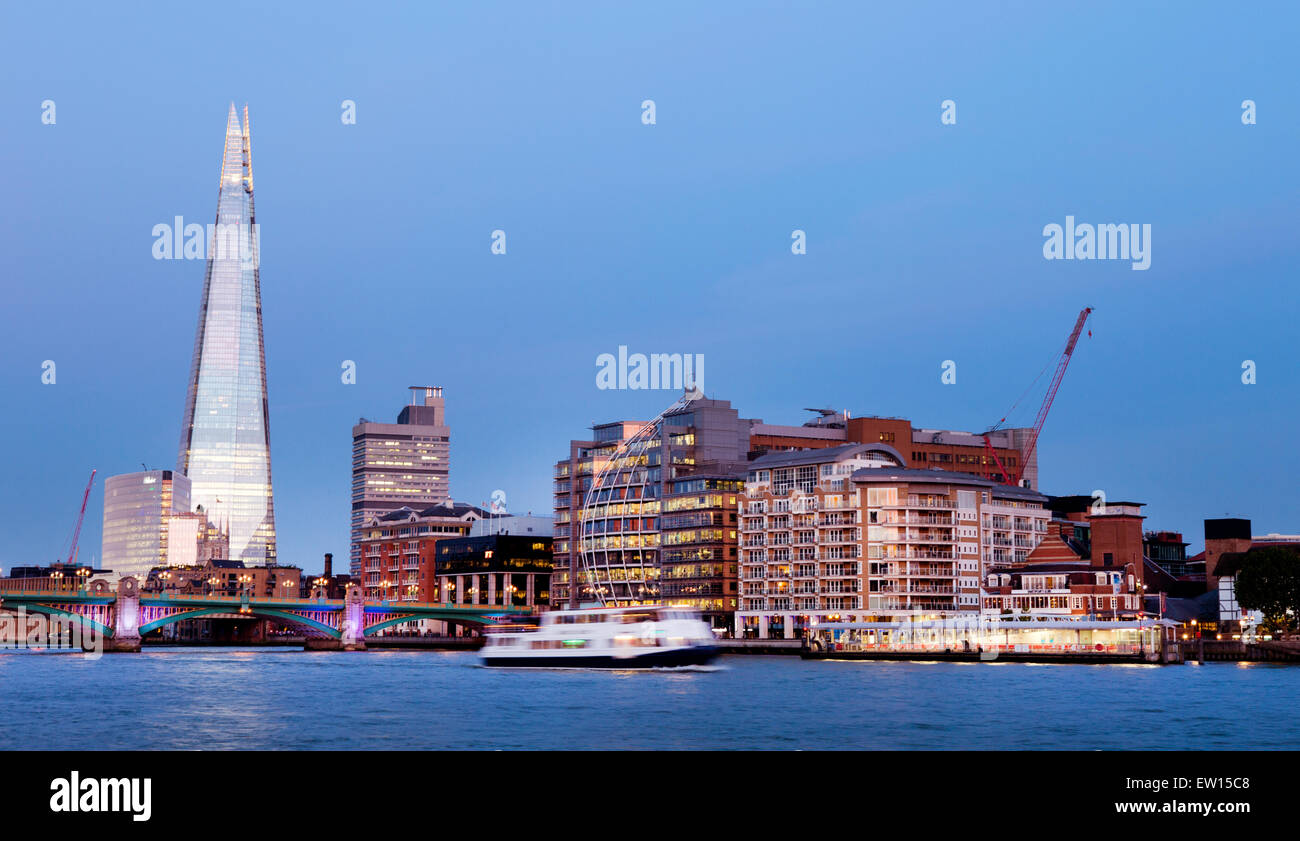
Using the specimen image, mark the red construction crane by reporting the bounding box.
[984,308,1092,486]
[61,469,96,565]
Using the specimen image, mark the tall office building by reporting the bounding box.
[177,103,277,565]
[351,387,451,576]
[101,471,192,581]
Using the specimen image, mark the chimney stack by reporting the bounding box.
[324,552,333,579]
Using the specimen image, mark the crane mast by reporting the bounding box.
[63,469,96,566]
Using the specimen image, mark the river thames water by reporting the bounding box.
[2,648,1296,750]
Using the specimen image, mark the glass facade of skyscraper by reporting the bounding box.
[101,471,192,581]
[177,104,276,565]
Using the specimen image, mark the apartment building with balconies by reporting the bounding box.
[736,444,1050,639]
[737,442,900,638]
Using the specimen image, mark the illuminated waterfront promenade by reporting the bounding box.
[804,617,1182,663]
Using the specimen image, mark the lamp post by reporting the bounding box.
[76,567,90,595]
[49,570,64,594]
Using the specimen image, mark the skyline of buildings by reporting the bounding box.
[176,103,277,567]
[5,103,1287,641]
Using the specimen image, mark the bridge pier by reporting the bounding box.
[305,586,368,650]
[108,577,142,653]
[341,586,367,649]
[304,637,365,651]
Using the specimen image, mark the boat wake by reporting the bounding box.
[650,663,726,673]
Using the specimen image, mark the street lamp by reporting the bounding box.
[49,570,64,593]
[76,567,90,595]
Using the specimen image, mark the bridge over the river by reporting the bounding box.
[0,576,532,651]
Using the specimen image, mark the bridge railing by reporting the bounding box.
[2,590,539,613]
[362,600,539,612]
[0,589,114,599]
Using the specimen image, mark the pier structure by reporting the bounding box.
[803,616,1182,663]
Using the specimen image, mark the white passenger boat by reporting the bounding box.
[480,605,719,668]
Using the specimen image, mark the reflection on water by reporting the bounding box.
[1,649,1296,750]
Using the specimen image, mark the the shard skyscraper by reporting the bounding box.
[177,103,276,565]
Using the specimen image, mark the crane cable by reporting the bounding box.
[992,311,1094,432]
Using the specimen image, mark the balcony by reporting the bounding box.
[878,548,956,561]
[878,563,957,577]
[881,497,955,510]
[876,584,955,595]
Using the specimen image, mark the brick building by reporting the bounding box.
[143,558,302,599]
[747,411,1036,489]
[357,502,487,604]
[1198,518,1300,626]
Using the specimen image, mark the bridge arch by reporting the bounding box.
[362,609,505,637]
[4,602,114,638]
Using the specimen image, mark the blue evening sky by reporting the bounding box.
[2,2,1297,573]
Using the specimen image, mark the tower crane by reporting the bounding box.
[61,469,96,566]
[983,308,1092,487]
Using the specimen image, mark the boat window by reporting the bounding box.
[621,612,653,624]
